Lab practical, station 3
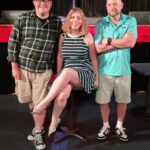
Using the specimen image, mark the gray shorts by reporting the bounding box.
[15,69,52,105]
[95,75,131,104]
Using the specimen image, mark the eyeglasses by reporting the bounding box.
[34,0,52,3]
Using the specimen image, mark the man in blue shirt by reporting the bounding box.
[94,0,137,142]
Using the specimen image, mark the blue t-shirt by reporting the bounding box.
[94,13,137,76]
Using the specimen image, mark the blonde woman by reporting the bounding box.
[32,7,98,136]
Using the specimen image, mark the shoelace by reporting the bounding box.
[35,133,43,144]
[32,128,45,135]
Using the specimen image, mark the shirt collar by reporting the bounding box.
[30,9,57,26]
[104,13,128,24]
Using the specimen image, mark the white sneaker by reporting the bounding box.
[115,127,128,142]
[97,126,110,140]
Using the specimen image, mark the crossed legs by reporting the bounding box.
[34,68,81,112]
[33,68,82,131]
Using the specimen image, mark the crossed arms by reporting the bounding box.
[95,32,137,54]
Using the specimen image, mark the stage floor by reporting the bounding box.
[0,92,150,150]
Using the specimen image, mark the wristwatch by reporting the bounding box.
[107,38,112,45]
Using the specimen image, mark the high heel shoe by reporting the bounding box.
[48,128,56,137]
[48,118,60,137]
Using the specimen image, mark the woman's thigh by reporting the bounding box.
[60,68,82,87]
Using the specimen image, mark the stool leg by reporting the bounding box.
[67,91,75,129]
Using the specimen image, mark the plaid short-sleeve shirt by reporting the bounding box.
[7,10,62,73]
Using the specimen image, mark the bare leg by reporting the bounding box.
[36,68,81,111]
[100,103,110,124]
[49,84,72,130]
[117,103,127,122]
[29,102,46,131]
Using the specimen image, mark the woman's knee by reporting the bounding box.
[62,68,76,76]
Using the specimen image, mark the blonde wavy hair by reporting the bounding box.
[62,7,88,35]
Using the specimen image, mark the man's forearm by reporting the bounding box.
[95,44,116,53]
[11,62,19,69]
[111,37,136,48]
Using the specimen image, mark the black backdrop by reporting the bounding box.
[0,0,150,16]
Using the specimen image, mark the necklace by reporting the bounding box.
[67,33,80,43]
[68,33,80,37]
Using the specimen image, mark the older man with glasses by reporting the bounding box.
[7,0,62,149]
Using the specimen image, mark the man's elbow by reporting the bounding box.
[130,41,136,48]
[95,45,99,53]
[128,38,137,48]
[130,43,136,48]
[95,44,103,53]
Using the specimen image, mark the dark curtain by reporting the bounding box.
[0,1,34,10]
[131,0,150,11]
[78,0,132,16]
[52,0,73,16]
[77,0,106,17]
[72,0,149,17]
[0,0,150,16]
[122,0,131,14]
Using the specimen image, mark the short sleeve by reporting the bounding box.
[127,17,137,38]
[94,21,103,44]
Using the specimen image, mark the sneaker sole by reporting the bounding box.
[119,137,129,142]
[34,143,46,150]
[33,138,46,150]
[27,135,35,141]
[97,136,107,140]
